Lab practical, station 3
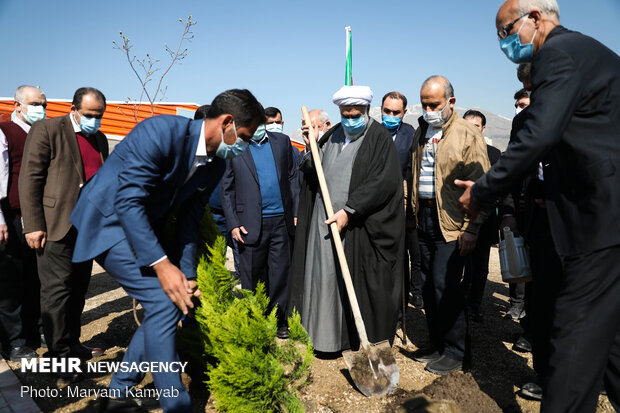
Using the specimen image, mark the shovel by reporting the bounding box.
[301,106,399,397]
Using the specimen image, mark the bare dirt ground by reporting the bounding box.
[8,250,615,413]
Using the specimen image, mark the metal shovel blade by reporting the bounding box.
[342,340,399,397]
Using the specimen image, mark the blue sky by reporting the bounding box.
[1,0,618,134]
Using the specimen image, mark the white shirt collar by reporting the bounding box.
[196,121,207,156]
[70,112,82,133]
[13,115,31,133]
[195,120,213,163]
[250,134,269,146]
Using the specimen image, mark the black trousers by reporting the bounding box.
[509,282,526,306]
[541,243,620,413]
[405,227,423,299]
[237,215,291,322]
[418,204,467,361]
[38,227,92,358]
[462,241,491,312]
[526,206,563,379]
[0,213,40,350]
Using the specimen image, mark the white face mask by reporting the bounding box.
[515,107,524,115]
[423,100,451,128]
[265,122,283,133]
[317,122,329,139]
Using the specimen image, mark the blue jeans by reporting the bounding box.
[99,239,191,412]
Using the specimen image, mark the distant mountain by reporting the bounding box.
[290,105,513,151]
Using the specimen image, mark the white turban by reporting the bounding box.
[332,85,373,106]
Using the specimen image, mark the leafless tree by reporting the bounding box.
[113,16,197,121]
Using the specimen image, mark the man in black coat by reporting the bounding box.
[457,1,620,411]
[288,85,404,354]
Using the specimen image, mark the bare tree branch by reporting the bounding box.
[113,16,196,119]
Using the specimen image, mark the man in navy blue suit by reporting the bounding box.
[70,89,264,413]
[380,91,423,310]
[220,120,299,338]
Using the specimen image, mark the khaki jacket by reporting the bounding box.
[405,110,490,242]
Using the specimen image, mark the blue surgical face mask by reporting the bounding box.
[265,122,283,133]
[215,121,249,160]
[382,114,402,130]
[78,112,101,135]
[21,104,46,125]
[341,115,366,137]
[499,18,537,64]
[252,124,267,141]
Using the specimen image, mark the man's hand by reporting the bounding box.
[500,215,519,236]
[25,231,46,251]
[231,226,248,244]
[455,179,481,220]
[325,209,349,232]
[187,279,202,300]
[293,217,298,226]
[301,119,320,147]
[458,231,477,256]
[153,258,194,315]
[0,225,8,246]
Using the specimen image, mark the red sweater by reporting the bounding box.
[0,121,27,211]
[76,132,103,181]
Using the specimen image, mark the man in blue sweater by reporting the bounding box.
[220,121,299,338]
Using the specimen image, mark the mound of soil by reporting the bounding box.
[421,372,501,412]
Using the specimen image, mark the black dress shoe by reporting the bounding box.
[56,372,83,387]
[410,295,424,309]
[412,347,441,363]
[9,346,38,362]
[71,343,104,360]
[519,382,542,400]
[513,335,532,353]
[99,396,147,413]
[425,355,463,375]
[276,325,289,339]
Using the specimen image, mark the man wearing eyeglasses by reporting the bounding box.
[0,85,47,362]
[19,87,108,385]
[456,0,620,411]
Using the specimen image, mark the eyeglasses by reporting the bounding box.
[498,13,529,39]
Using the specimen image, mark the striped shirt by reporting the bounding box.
[419,126,443,199]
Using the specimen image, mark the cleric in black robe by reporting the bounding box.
[288,85,405,353]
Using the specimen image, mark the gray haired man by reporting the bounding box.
[0,85,47,361]
[458,0,620,410]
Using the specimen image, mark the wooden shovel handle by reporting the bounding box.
[301,106,370,348]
